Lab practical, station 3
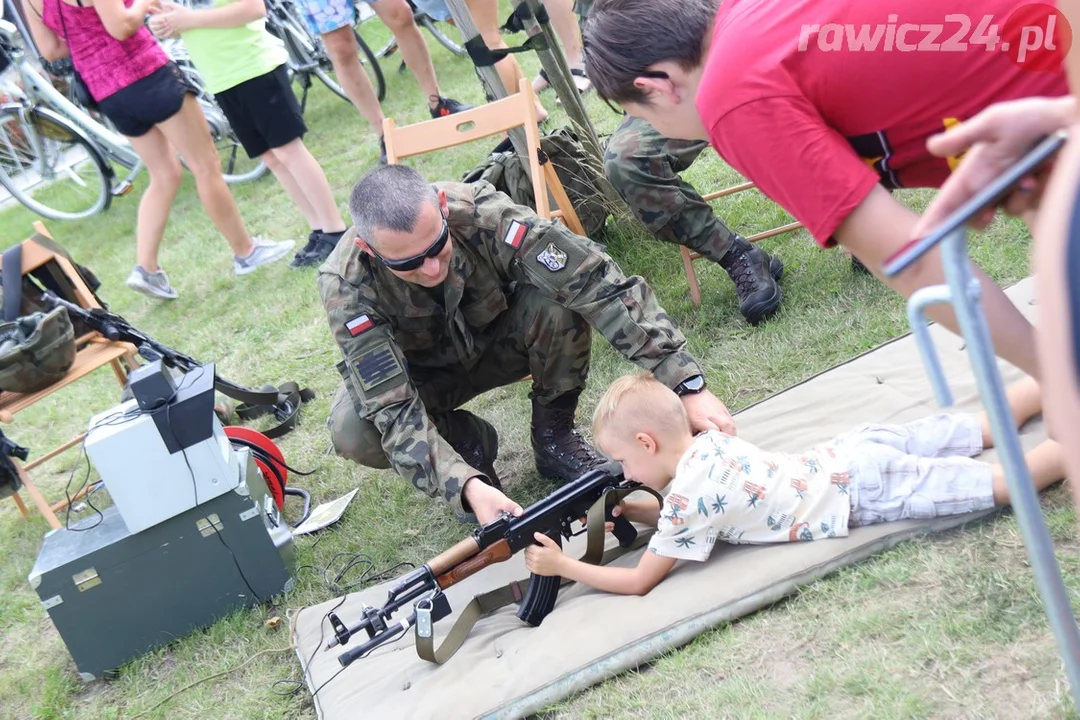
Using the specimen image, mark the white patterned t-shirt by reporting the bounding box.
[647,430,853,561]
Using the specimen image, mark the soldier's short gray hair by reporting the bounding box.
[349,165,439,246]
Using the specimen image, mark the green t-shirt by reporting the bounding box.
[179,0,289,95]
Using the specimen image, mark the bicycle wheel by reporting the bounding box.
[0,105,111,220]
[419,15,466,57]
[311,30,385,103]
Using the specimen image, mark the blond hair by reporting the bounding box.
[592,372,692,449]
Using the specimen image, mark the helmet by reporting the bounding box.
[0,307,76,395]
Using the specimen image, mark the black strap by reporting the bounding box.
[218,379,315,439]
[2,244,23,323]
[464,33,549,69]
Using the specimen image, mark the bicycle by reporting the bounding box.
[0,15,266,222]
[356,0,465,63]
[262,0,386,109]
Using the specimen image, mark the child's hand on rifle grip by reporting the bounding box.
[524,533,565,577]
[578,500,623,533]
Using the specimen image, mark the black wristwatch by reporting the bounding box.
[673,374,706,397]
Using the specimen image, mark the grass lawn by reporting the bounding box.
[2,18,1078,720]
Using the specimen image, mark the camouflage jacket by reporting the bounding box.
[317,180,702,520]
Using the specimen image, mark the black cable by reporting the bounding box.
[271,553,417,698]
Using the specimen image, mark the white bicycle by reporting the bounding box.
[0,14,266,222]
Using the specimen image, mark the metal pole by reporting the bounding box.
[918,227,1080,707]
[443,0,532,161]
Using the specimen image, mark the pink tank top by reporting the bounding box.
[42,0,169,102]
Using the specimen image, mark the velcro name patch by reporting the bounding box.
[345,313,375,337]
[502,220,528,250]
[355,342,404,392]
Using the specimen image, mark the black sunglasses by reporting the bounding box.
[370,217,450,272]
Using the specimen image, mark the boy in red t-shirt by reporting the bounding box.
[582,0,1069,382]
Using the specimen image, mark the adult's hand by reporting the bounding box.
[462,477,523,525]
[681,389,737,435]
[912,96,1078,239]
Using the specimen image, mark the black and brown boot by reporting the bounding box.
[443,409,502,490]
[719,235,784,326]
[531,391,608,483]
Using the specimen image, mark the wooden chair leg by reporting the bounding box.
[11,491,29,519]
[15,462,61,529]
[681,246,702,307]
[110,357,130,386]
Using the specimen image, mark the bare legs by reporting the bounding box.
[975,377,1066,505]
[260,139,346,233]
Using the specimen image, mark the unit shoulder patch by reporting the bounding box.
[536,242,567,272]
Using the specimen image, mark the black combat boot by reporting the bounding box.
[531,391,608,483]
[719,235,784,326]
[444,410,502,490]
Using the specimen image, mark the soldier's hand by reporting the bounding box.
[682,390,737,436]
[463,477,523,525]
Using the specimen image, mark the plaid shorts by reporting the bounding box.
[833,413,996,527]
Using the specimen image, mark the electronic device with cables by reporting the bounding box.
[28,447,296,680]
[83,362,241,534]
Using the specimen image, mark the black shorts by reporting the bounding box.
[214,65,307,159]
[97,62,193,138]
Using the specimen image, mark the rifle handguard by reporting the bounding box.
[436,539,511,589]
[427,536,480,577]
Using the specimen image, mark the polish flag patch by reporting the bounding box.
[502,220,527,249]
[345,314,375,337]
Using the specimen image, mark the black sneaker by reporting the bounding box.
[289,230,323,269]
[289,230,346,269]
[429,95,473,118]
[719,235,784,326]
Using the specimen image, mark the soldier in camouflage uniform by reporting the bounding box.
[319,164,737,525]
[604,114,785,325]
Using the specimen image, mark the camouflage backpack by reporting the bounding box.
[462,126,611,237]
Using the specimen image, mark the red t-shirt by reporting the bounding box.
[696,0,1070,246]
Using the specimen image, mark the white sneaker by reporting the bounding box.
[126,265,178,299]
[234,236,296,276]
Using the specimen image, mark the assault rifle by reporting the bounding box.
[327,466,662,668]
[40,292,313,438]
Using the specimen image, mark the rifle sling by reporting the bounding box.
[213,378,315,439]
[415,485,665,664]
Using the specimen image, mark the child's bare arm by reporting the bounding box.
[617,497,662,527]
[524,533,677,596]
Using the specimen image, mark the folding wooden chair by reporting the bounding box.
[382,77,586,235]
[681,181,804,307]
[1,222,139,529]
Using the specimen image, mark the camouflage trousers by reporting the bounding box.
[604,115,737,263]
[328,286,592,467]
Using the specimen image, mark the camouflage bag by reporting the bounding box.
[0,240,87,395]
[462,126,610,237]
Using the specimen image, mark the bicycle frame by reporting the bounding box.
[2,47,145,187]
